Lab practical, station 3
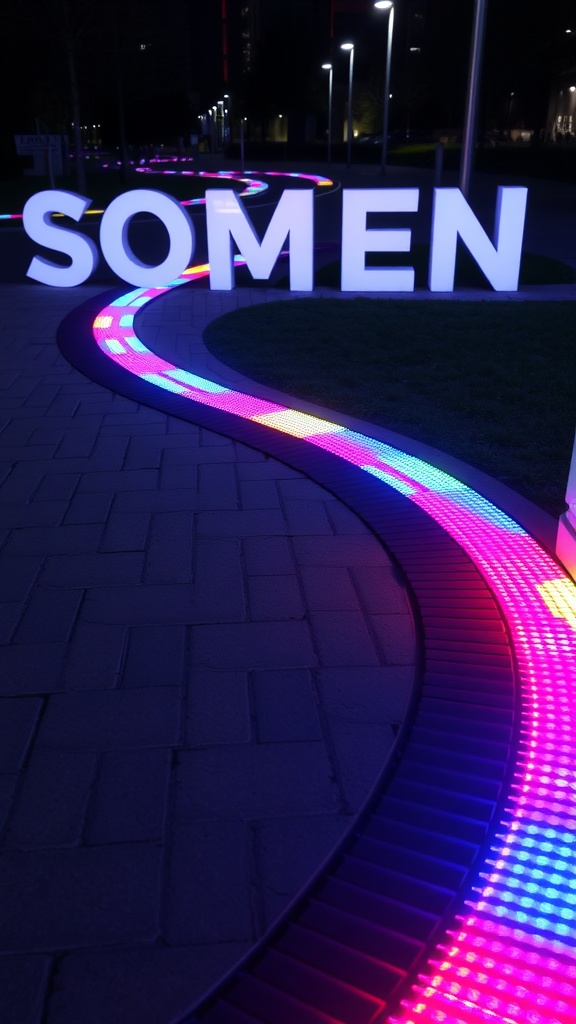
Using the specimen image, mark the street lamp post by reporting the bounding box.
[322,63,333,164]
[341,43,354,167]
[374,1,394,176]
[460,0,489,197]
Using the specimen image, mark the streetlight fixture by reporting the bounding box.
[374,1,394,176]
[322,63,333,164]
[459,0,489,197]
[341,42,354,167]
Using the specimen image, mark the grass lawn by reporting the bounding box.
[204,297,576,518]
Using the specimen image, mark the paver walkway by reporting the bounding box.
[0,283,416,1024]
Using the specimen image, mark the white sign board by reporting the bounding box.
[14,135,62,156]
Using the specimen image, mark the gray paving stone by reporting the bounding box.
[63,491,114,525]
[255,814,354,929]
[317,666,416,725]
[0,465,43,503]
[124,437,167,471]
[0,775,18,832]
[278,478,338,501]
[186,670,251,746]
[81,583,197,625]
[197,509,287,537]
[327,500,376,534]
[122,624,187,688]
[83,543,245,624]
[243,535,295,575]
[100,421,165,439]
[198,427,231,444]
[175,742,339,819]
[36,687,180,751]
[3,524,103,557]
[299,566,359,611]
[86,748,171,844]
[351,563,414,613]
[308,609,382,666]
[44,396,80,418]
[39,552,144,588]
[0,954,52,1024]
[252,669,322,743]
[164,821,254,944]
[283,498,335,535]
[162,443,239,467]
[143,512,195,583]
[111,487,203,514]
[99,511,151,552]
[0,501,67,529]
[192,620,317,670]
[0,602,24,644]
[292,533,393,566]
[76,468,159,493]
[247,574,304,621]
[0,844,161,950]
[13,588,83,645]
[55,430,98,459]
[0,643,66,695]
[43,944,251,1024]
[62,621,126,690]
[104,409,167,426]
[326,719,397,811]
[239,478,282,510]
[371,613,418,665]
[6,750,96,848]
[236,460,301,480]
[0,697,43,772]
[32,473,80,502]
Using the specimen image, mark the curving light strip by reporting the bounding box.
[3,168,333,221]
[91,259,576,1024]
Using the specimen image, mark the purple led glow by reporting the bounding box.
[3,168,333,222]
[90,247,576,1024]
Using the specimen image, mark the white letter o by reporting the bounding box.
[99,189,195,287]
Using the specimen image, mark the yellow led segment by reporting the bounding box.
[537,578,576,631]
[252,409,347,438]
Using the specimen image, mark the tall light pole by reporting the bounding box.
[374,1,394,176]
[341,42,354,167]
[460,0,489,197]
[322,63,333,164]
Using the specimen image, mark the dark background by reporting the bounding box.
[2,0,576,171]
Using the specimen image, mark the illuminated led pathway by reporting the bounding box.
[57,228,576,1024]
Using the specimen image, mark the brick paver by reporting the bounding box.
[0,282,416,1023]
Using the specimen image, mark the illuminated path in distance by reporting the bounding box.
[60,229,576,1024]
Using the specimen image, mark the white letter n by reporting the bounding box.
[429,186,527,292]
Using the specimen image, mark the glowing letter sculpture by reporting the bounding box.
[341,188,419,291]
[205,188,313,291]
[23,190,99,288]
[99,189,195,288]
[429,186,528,291]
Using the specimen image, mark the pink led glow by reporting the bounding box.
[90,241,576,1024]
[4,167,332,223]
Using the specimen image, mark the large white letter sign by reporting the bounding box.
[341,189,419,292]
[23,190,99,287]
[205,188,313,291]
[429,186,528,292]
[99,189,195,288]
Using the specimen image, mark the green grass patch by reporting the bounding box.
[204,298,576,517]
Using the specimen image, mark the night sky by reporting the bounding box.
[1,0,575,164]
